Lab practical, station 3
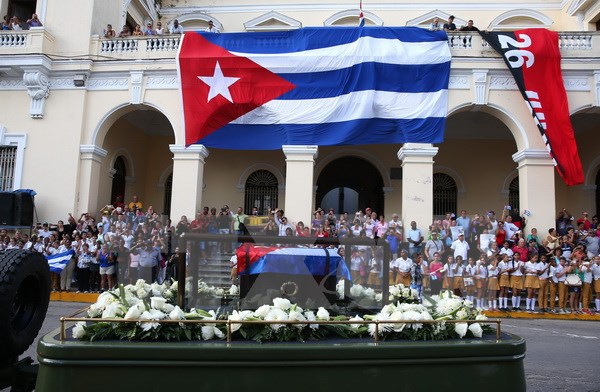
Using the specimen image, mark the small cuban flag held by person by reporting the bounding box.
[47,249,76,273]
[178,25,451,149]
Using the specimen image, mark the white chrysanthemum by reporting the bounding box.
[469,323,483,338]
[363,288,376,300]
[96,291,116,306]
[136,288,149,299]
[288,309,307,330]
[402,310,424,330]
[420,311,433,321]
[162,303,175,313]
[375,293,383,302]
[455,309,468,320]
[336,280,345,299]
[229,284,239,296]
[265,308,288,331]
[475,314,488,321]
[349,284,364,298]
[253,304,271,319]
[163,289,174,300]
[401,288,411,297]
[273,297,292,310]
[455,322,468,338]
[87,303,104,318]
[389,285,400,297]
[381,303,396,317]
[150,296,167,310]
[316,307,330,321]
[304,310,318,330]
[168,306,185,321]
[139,311,160,331]
[72,321,86,339]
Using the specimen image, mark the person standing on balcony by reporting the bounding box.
[204,20,220,33]
[118,25,131,37]
[459,20,480,32]
[144,22,156,36]
[2,15,12,30]
[155,21,165,35]
[169,19,184,34]
[10,16,24,31]
[27,13,42,27]
[429,17,442,31]
[103,24,115,38]
[443,15,456,31]
[132,24,144,36]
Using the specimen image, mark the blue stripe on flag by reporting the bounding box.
[199,117,446,150]
[277,62,450,99]
[196,27,449,53]
[47,250,75,274]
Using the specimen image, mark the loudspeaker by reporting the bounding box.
[0,192,15,226]
[13,192,34,227]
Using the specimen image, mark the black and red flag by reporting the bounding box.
[480,29,583,186]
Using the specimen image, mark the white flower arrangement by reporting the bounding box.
[75,281,491,343]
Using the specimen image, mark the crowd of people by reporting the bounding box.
[103,19,219,38]
[1,199,599,314]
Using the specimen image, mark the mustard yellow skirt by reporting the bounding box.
[499,275,511,288]
[488,277,499,291]
[453,276,465,290]
[524,275,540,289]
[510,275,524,290]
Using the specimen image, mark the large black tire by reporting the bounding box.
[0,250,51,364]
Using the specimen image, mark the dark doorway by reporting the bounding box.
[316,157,384,215]
[7,0,36,20]
[244,170,278,215]
[163,173,172,217]
[110,156,126,206]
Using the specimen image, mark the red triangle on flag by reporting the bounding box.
[179,33,296,146]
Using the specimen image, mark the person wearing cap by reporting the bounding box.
[204,20,220,33]
[450,232,469,260]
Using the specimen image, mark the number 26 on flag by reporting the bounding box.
[498,34,535,69]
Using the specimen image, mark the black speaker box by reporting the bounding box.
[0,192,15,226]
[13,192,34,227]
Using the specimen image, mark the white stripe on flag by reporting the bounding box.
[230,36,450,74]
[47,251,74,272]
[232,89,448,125]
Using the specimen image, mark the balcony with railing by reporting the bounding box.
[0,27,54,55]
[1,29,598,61]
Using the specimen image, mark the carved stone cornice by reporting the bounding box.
[22,67,50,118]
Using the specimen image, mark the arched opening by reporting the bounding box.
[244,170,278,215]
[163,173,173,218]
[96,105,175,216]
[509,176,520,213]
[316,156,384,215]
[440,107,518,213]
[110,156,127,205]
[433,173,457,218]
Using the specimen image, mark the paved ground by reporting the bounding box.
[10,302,600,391]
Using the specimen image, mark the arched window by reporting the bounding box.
[508,177,520,213]
[245,170,278,215]
[110,156,126,205]
[163,173,173,218]
[433,173,457,217]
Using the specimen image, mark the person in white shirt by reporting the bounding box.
[406,221,423,258]
[536,254,551,312]
[591,256,600,314]
[497,254,511,310]
[204,20,220,33]
[474,254,488,309]
[443,255,454,292]
[169,19,184,34]
[464,257,477,304]
[394,249,413,287]
[487,256,499,310]
[452,255,465,297]
[503,216,520,245]
[499,241,514,258]
[547,257,558,312]
[524,254,541,312]
[509,253,525,310]
[450,233,470,260]
[555,257,569,313]
[581,261,593,313]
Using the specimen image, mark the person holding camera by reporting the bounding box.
[131,239,161,283]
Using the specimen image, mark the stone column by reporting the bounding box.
[397,143,438,238]
[78,145,108,215]
[282,145,318,228]
[512,149,556,233]
[169,144,209,222]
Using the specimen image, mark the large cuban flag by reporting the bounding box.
[178,27,451,149]
[47,249,76,273]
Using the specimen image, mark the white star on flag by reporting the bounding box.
[198,61,239,103]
